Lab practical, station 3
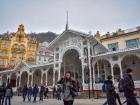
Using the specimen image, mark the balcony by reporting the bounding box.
[11,48,19,52]
[27,57,35,62]
[18,49,26,53]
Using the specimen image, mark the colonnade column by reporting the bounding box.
[97,62,100,79]
[118,62,123,78]
[31,74,33,86]
[111,63,115,82]
[87,41,92,90]
[46,71,48,86]
[41,70,43,85]
[81,58,85,90]
[53,69,56,86]
[58,63,61,81]
[27,74,30,86]
[16,73,19,88]
[92,62,95,85]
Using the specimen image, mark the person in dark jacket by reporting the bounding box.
[0,86,3,105]
[44,86,49,99]
[106,75,117,105]
[58,71,77,105]
[39,85,45,101]
[1,82,6,105]
[4,84,13,105]
[123,68,139,105]
[32,84,39,102]
[22,85,28,102]
[27,85,32,102]
[57,85,62,100]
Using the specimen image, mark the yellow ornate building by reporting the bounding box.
[0,24,37,70]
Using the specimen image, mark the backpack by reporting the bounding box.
[102,82,107,93]
[118,78,124,92]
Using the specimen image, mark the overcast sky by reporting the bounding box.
[0,0,140,35]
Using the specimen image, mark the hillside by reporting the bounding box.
[29,31,57,43]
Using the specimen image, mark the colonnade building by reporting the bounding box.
[0,26,140,91]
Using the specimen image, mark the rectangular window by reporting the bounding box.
[0,60,6,65]
[126,38,139,48]
[44,56,46,61]
[1,44,8,49]
[12,53,16,58]
[108,42,118,51]
[2,51,7,56]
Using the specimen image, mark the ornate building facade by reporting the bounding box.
[36,42,54,65]
[0,26,140,93]
[0,24,37,71]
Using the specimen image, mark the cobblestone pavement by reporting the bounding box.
[10,96,140,105]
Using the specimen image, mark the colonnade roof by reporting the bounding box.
[48,29,108,51]
[0,61,53,74]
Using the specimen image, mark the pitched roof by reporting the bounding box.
[48,29,108,51]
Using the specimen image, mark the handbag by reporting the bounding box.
[70,81,78,97]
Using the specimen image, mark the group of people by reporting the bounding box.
[103,68,139,105]
[53,85,63,100]
[0,68,139,105]
[0,83,13,105]
[22,84,49,102]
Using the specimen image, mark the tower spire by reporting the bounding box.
[65,11,69,30]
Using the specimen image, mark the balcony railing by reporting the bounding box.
[101,26,140,39]
[92,46,140,58]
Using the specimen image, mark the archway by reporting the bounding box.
[16,76,20,87]
[113,64,120,81]
[42,73,46,85]
[84,66,90,84]
[47,68,53,86]
[94,59,111,83]
[60,67,64,78]
[121,54,140,80]
[10,73,17,87]
[61,49,82,82]
[20,71,28,87]
[55,71,58,84]
[2,74,7,84]
[29,75,32,86]
[33,70,41,85]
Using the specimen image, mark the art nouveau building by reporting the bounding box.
[0,24,37,71]
[0,26,140,92]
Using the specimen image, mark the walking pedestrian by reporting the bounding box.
[58,71,77,105]
[57,85,62,100]
[44,86,49,99]
[27,85,32,102]
[22,85,28,102]
[1,82,6,105]
[123,68,139,105]
[102,80,108,105]
[32,84,39,102]
[106,75,117,105]
[0,84,4,105]
[4,84,13,105]
[39,85,45,101]
[114,79,122,105]
[53,86,57,98]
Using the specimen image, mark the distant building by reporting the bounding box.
[0,24,37,70]
[36,41,54,65]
